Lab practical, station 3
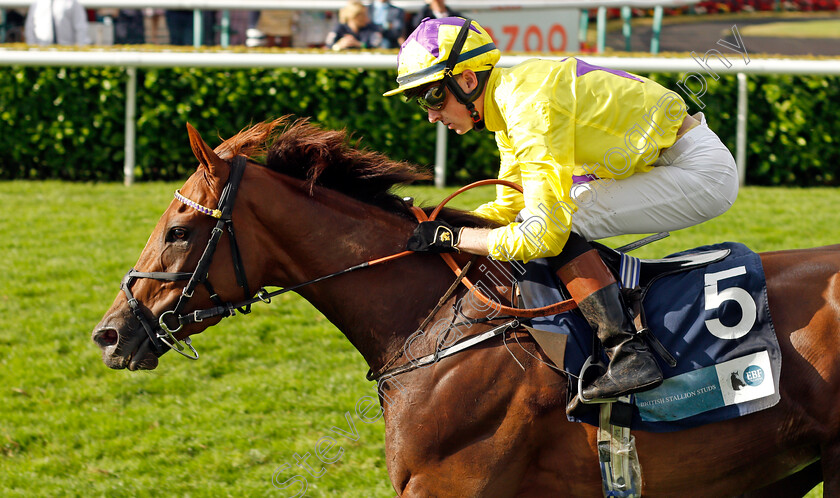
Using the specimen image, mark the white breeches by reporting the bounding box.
[570,112,739,241]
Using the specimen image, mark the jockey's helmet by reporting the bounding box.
[383,17,500,129]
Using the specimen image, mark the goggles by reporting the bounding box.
[413,82,448,111]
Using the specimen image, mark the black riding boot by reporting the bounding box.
[552,236,663,400]
[575,282,663,399]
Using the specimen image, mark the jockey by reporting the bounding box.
[385,17,739,401]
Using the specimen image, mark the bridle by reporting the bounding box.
[119,156,576,362]
[120,155,416,360]
[121,155,253,359]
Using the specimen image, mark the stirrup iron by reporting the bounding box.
[577,354,618,405]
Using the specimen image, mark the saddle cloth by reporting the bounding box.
[516,242,781,433]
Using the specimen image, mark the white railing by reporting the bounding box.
[2,47,839,185]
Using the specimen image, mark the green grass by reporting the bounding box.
[0,180,832,496]
[738,19,840,38]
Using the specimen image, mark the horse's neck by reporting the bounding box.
[249,171,455,370]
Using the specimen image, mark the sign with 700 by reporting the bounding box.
[463,8,580,53]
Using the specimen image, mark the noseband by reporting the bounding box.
[120,156,252,359]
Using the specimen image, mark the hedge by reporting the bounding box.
[1,62,838,185]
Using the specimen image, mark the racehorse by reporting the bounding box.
[92,117,838,496]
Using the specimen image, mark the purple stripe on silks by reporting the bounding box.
[573,58,643,82]
[406,17,479,59]
[572,174,599,184]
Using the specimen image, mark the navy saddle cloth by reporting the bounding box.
[517,242,781,433]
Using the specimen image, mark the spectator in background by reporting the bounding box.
[410,0,461,34]
[245,11,264,46]
[201,11,218,45]
[224,10,252,46]
[368,0,405,48]
[297,10,332,48]
[254,9,294,47]
[325,1,382,50]
[24,0,89,45]
[144,9,166,45]
[165,10,192,45]
[2,9,27,42]
[114,10,145,44]
[165,9,216,46]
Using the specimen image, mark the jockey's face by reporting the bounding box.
[425,72,483,135]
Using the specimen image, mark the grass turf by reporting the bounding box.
[737,19,840,38]
[0,180,833,496]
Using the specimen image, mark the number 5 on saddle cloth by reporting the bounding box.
[516,239,781,433]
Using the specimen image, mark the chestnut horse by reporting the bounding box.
[92,118,838,496]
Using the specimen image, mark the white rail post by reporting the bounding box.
[124,67,137,186]
[193,9,202,48]
[579,9,589,49]
[736,72,748,185]
[621,6,632,51]
[435,121,447,188]
[650,5,663,54]
[221,10,230,47]
[596,7,606,54]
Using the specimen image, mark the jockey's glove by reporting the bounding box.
[407,220,462,253]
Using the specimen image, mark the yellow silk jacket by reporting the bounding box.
[474,57,688,262]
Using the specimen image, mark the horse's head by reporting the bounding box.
[93,117,444,371]
[92,123,261,370]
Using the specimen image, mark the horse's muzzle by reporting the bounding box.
[92,312,162,370]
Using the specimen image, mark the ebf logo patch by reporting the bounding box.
[743,365,765,386]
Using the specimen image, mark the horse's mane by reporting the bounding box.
[215,117,495,227]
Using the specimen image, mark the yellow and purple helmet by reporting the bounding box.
[383,17,500,98]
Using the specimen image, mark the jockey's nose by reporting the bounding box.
[427,109,442,124]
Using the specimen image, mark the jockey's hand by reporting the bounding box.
[407,221,462,253]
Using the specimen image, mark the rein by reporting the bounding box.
[120,159,576,362]
[416,179,577,319]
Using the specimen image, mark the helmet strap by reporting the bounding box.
[466,102,485,131]
[443,18,473,75]
[440,18,492,132]
[445,70,491,132]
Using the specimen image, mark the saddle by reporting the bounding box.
[519,233,731,399]
[594,235,730,361]
[560,234,730,411]
[592,235,731,290]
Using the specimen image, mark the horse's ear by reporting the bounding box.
[186,122,230,189]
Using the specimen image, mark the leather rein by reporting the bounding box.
[119,157,577,361]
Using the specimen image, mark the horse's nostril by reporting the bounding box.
[94,328,119,347]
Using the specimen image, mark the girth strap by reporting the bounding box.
[375,319,520,381]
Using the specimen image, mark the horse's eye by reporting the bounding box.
[168,227,188,242]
